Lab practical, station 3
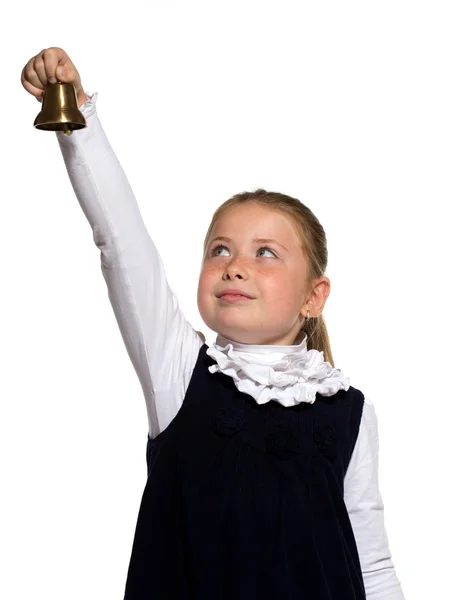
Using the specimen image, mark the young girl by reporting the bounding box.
[22,48,405,600]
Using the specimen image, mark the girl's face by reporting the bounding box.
[197,203,330,345]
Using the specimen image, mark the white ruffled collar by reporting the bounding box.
[205,330,350,407]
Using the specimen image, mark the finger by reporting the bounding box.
[20,72,44,99]
[43,47,70,83]
[22,59,45,92]
[42,48,60,84]
[33,51,48,87]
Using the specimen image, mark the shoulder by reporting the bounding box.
[341,385,377,432]
[346,388,379,439]
[346,384,374,408]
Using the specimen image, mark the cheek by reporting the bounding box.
[201,263,218,276]
[197,265,216,297]
[259,268,303,306]
[255,266,291,290]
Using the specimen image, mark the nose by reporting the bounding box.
[224,262,247,280]
[219,250,249,279]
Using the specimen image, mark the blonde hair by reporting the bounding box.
[200,188,335,367]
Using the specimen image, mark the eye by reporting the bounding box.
[210,244,276,258]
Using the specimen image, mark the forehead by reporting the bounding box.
[211,203,298,243]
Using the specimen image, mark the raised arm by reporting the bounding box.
[54,91,203,438]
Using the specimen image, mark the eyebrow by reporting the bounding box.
[209,236,289,252]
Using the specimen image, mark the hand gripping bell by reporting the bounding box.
[34,81,87,136]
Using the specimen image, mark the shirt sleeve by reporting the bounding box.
[55,91,203,438]
[344,397,405,600]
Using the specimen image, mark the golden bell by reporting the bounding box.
[34,81,87,137]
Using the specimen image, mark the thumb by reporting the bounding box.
[56,66,66,79]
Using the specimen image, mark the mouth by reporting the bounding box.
[216,290,254,299]
[218,294,253,303]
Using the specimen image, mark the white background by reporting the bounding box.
[2,1,464,597]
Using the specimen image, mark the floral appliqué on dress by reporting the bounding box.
[265,424,300,460]
[313,420,338,460]
[212,406,245,437]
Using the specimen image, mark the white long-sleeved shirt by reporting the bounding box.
[54,91,405,600]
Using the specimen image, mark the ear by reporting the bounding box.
[307,277,331,317]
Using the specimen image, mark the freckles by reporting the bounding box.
[202,264,218,275]
[258,269,282,287]
[255,266,276,277]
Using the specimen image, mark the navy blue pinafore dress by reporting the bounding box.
[123,343,366,599]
